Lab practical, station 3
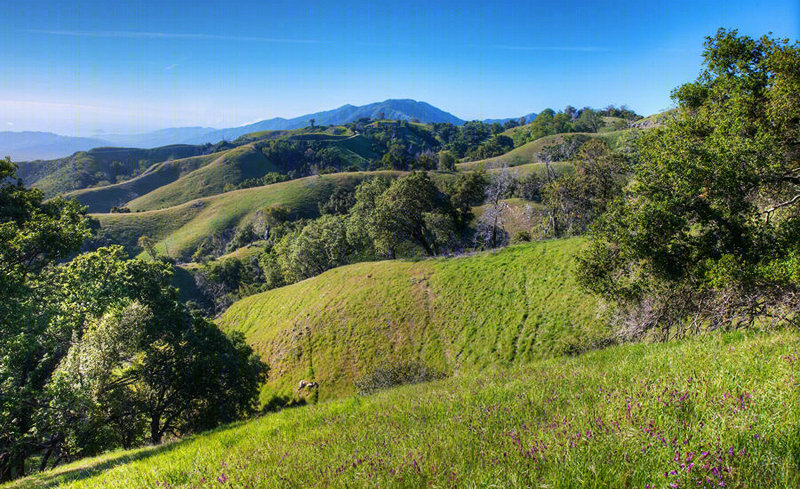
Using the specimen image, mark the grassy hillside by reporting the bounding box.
[63,152,221,213]
[124,144,279,211]
[64,129,379,213]
[11,329,797,488]
[632,109,677,129]
[92,171,408,259]
[21,145,212,197]
[458,130,635,172]
[219,239,606,401]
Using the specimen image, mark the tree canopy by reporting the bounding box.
[577,29,800,338]
[0,160,267,482]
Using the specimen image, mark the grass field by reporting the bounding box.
[124,144,280,211]
[26,145,210,198]
[9,328,797,488]
[219,239,605,401]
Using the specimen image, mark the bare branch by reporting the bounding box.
[763,193,800,223]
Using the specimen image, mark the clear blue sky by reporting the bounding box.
[2,0,797,135]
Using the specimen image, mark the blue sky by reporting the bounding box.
[2,0,797,135]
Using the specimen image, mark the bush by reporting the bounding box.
[355,360,446,395]
[512,231,531,243]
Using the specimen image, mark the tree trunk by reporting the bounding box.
[150,415,162,445]
[0,453,10,483]
[13,450,25,481]
[39,447,53,473]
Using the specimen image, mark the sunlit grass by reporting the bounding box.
[9,329,797,488]
[220,239,605,400]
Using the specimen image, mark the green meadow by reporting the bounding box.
[219,239,605,400]
[8,328,796,488]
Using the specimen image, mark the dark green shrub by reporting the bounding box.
[355,360,446,395]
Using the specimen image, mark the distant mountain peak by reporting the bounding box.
[2,101,539,160]
[182,100,466,144]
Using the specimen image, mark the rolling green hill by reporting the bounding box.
[19,145,213,197]
[219,239,606,401]
[10,328,796,488]
[125,136,377,212]
[63,152,222,212]
[455,131,632,172]
[123,144,280,211]
[64,128,381,213]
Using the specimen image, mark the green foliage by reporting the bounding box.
[411,149,438,171]
[345,177,392,259]
[0,159,267,482]
[230,172,291,191]
[137,235,158,261]
[194,256,263,315]
[574,107,605,132]
[464,135,514,161]
[276,215,351,283]
[319,186,356,216]
[538,139,629,238]
[372,172,456,256]
[437,150,456,171]
[536,134,592,162]
[449,170,489,225]
[0,158,91,481]
[444,121,492,158]
[354,360,446,395]
[577,29,800,338]
[225,222,260,254]
[380,142,412,170]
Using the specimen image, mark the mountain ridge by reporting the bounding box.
[2,100,539,160]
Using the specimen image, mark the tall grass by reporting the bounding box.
[8,329,797,488]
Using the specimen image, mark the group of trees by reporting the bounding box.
[511,106,622,147]
[262,172,462,285]
[254,139,359,177]
[0,159,267,482]
[191,171,489,310]
[191,138,631,315]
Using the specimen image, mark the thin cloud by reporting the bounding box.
[491,44,610,52]
[357,41,420,48]
[24,29,317,44]
[165,64,178,71]
[0,100,115,111]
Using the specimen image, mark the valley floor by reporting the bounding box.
[7,329,798,488]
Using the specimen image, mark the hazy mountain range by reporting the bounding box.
[2,99,537,161]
